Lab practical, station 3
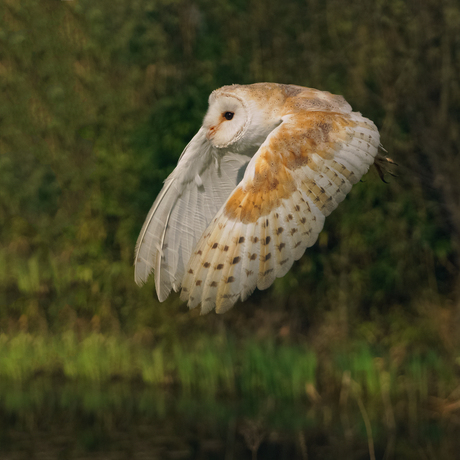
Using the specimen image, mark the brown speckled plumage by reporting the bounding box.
[135,83,381,314]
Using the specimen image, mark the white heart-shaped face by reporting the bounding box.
[202,93,250,148]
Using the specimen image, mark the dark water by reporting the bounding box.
[0,379,458,460]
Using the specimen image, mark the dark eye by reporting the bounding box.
[223,111,234,120]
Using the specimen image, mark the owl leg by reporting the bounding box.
[374,152,397,183]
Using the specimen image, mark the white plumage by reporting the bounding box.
[135,83,382,313]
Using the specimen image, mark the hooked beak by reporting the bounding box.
[206,126,216,140]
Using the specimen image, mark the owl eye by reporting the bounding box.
[223,111,234,120]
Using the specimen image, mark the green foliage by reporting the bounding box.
[1,0,459,351]
[0,332,457,410]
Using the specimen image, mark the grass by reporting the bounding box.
[0,332,320,400]
[1,332,460,460]
[0,331,458,408]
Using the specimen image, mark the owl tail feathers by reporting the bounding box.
[374,148,397,183]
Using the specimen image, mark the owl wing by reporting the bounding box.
[134,127,251,301]
[180,110,380,314]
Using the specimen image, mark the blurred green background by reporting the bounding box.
[2,0,460,347]
[2,0,460,387]
[1,0,460,457]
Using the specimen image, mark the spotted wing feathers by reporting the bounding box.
[181,110,379,313]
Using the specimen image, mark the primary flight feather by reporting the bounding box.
[135,83,381,314]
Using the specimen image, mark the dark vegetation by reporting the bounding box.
[1,0,460,396]
[2,1,460,457]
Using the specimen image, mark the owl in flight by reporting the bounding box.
[135,83,382,314]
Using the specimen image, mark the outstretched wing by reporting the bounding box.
[180,110,380,313]
[134,127,251,301]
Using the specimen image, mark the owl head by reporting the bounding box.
[202,85,282,150]
[202,90,250,148]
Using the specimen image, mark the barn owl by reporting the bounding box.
[135,83,382,314]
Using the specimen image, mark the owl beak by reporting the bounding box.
[206,126,216,140]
